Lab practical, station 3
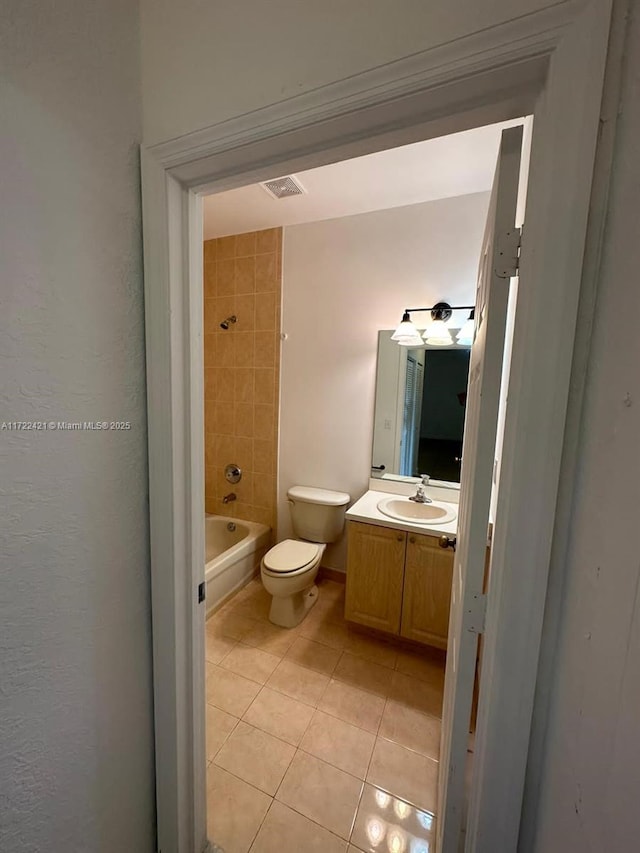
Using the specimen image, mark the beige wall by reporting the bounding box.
[203,228,282,531]
[140,0,550,145]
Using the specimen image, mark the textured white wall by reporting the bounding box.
[278,194,489,570]
[0,2,155,851]
[140,0,550,145]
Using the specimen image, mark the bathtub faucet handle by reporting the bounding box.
[222,493,236,504]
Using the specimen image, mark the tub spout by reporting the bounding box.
[222,493,236,504]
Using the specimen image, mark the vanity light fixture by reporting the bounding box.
[456,308,475,346]
[390,311,423,346]
[391,302,475,347]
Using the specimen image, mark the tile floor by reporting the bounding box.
[205,576,448,853]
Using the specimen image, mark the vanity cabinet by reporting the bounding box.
[401,532,454,649]
[344,522,406,634]
[345,520,454,649]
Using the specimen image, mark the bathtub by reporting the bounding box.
[204,514,271,616]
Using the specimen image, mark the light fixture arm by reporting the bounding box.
[403,302,475,321]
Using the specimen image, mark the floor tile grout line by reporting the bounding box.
[273,748,365,843]
[264,777,356,846]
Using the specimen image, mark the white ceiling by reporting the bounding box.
[203,118,525,239]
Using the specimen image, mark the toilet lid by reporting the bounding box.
[263,539,321,573]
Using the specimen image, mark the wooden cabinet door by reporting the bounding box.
[401,532,454,649]
[345,521,406,634]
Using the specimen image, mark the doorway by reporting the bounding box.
[200,119,523,853]
[141,6,610,850]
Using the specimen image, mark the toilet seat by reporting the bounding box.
[263,539,321,574]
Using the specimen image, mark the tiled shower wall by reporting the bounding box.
[203,227,282,531]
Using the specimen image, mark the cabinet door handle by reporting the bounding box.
[439,535,457,551]
[397,535,404,542]
[409,536,416,544]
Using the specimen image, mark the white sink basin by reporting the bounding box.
[377,496,457,525]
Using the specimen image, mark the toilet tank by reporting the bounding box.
[287,486,350,543]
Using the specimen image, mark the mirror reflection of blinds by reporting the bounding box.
[400,354,424,476]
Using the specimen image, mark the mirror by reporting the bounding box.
[371,330,471,486]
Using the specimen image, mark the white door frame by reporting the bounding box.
[140,3,611,851]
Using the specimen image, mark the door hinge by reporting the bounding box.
[198,581,206,604]
[465,592,487,634]
[495,227,522,278]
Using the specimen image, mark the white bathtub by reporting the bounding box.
[204,514,271,616]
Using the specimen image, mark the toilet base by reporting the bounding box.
[269,584,318,628]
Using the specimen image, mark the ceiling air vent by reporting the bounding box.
[260,175,305,199]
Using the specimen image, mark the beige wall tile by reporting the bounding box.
[204,367,217,401]
[217,235,236,259]
[204,334,217,366]
[256,227,279,254]
[217,368,235,402]
[235,230,257,258]
[232,435,253,471]
[204,238,217,263]
[214,402,234,436]
[255,292,277,331]
[255,252,278,292]
[217,257,235,295]
[232,471,254,505]
[235,293,255,331]
[234,368,254,403]
[203,227,282,527]
[253,368,275,404]
[234,332,255,368]
[215,334,235,368]
[253,473,275,509]
[234,402,254,438]
[235,256,255,294]
[254,331,276,367]
[214,433,234,463]
[253,439,275,475]
[253,404,274,441]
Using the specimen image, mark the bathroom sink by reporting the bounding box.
[377,497,457,525]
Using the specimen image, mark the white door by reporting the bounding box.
[437,126,523,852]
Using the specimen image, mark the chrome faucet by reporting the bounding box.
[409,474,432,504]
[222,493,236,504]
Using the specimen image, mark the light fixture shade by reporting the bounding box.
[397,336,424,347]
[422,319,453,346]
[391,311,420,342]
[456,316,475,344]
[456,333,473,346]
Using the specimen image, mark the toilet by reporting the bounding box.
[261,485,350,628]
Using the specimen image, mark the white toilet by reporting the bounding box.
[261,485,350,628]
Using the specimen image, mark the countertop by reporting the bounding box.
[346,489,459,538]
